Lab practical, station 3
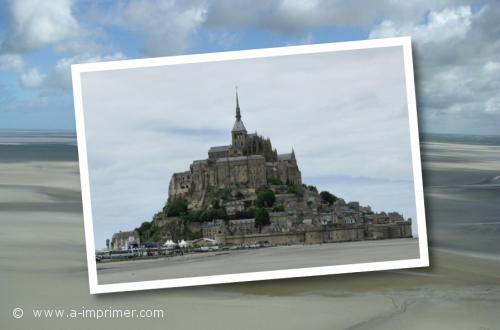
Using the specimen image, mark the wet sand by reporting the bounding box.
[98,239,420,284]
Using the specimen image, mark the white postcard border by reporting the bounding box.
[71,36,429,294]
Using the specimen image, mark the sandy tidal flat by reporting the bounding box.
[1,135,500,329]
[97,238,420,284]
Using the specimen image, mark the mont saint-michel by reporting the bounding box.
[106,92,412,254]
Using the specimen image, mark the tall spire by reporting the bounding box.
[235,86,241,121]
[232,87,246,133]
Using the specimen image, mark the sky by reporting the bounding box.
[79,46,418,248]
[0,0,499,134]
[0,1,498,246]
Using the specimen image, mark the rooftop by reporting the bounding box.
[112,230,138,239]
[209,145,231,153]
[232,120,247,132]
[229,218,255,224]
[278,153,293,161]
[216,155,265,163]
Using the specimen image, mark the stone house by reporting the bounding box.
[111,230,140,250]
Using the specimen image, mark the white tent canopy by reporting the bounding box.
[163,240,176,248]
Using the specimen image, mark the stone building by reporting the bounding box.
[201,220,226,243]
[168,91,302,208]
[143,90,413,247]
[111,230,140,250]
[227,218,256,235]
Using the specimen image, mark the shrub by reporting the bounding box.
[209,188,232,201]
[182,210,203,222]
[307,185,318,192]
[287,184,303,197]
[152,211,164,221]
[200,208,228,222]
[166,197,188,216]
[320,191,338,205]
[256,187,276,207]
[273,203,285,212]
[211,199,221,209]
[136,221,158,243]
[254,207,270,232]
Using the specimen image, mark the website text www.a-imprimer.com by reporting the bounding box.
[12,307,164,320]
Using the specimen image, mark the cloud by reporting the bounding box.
[20,68,46,88]
[484,96,500,114]
[2,0,500,136]
[368,4,500,133]
[0,54,23,71]
[369,6,473,43]
[207,32,239,49]
[204,0,471,35]
[1,0,81,53]
[51,52,127,88]
[87,0,208,56]
[20,52,126,90]
[123,0,207,56]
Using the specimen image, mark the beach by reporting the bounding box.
[98,239,420,284]
[1,131,499,329]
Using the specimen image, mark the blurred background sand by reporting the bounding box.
[1,131,499,329]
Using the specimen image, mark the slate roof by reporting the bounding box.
[232,120,247,132]
[215,155,265,163]
[209,145,231,152]
[278,153,293,161]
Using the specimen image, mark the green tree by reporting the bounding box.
[254,207,270,233]
[320,191,338,205]
[307,185,318,193]
[166,197,188,217]
[211,199,221,209]
[256,187,276,207]
[200,207,228,222]
[287,184,303,197]
[182,210,203,222]
[273,203,285,212]
[136,221,153,242]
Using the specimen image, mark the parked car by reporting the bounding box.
[106,249,138,260]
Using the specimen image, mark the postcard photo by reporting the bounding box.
[72,37,428,294]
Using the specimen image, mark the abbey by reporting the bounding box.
[169,91,301,208]
[109,91,413,250]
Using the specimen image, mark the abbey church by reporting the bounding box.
[109,91,413,249]
[168,91,302,208]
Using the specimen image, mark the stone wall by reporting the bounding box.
[225,232,305,246]
[168,171,191,198]
[367,222,412,239]
[214,155,267,188]
[304,227,364,244]
[225,226,365,246]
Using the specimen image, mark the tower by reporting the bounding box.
[231,88,247,151]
